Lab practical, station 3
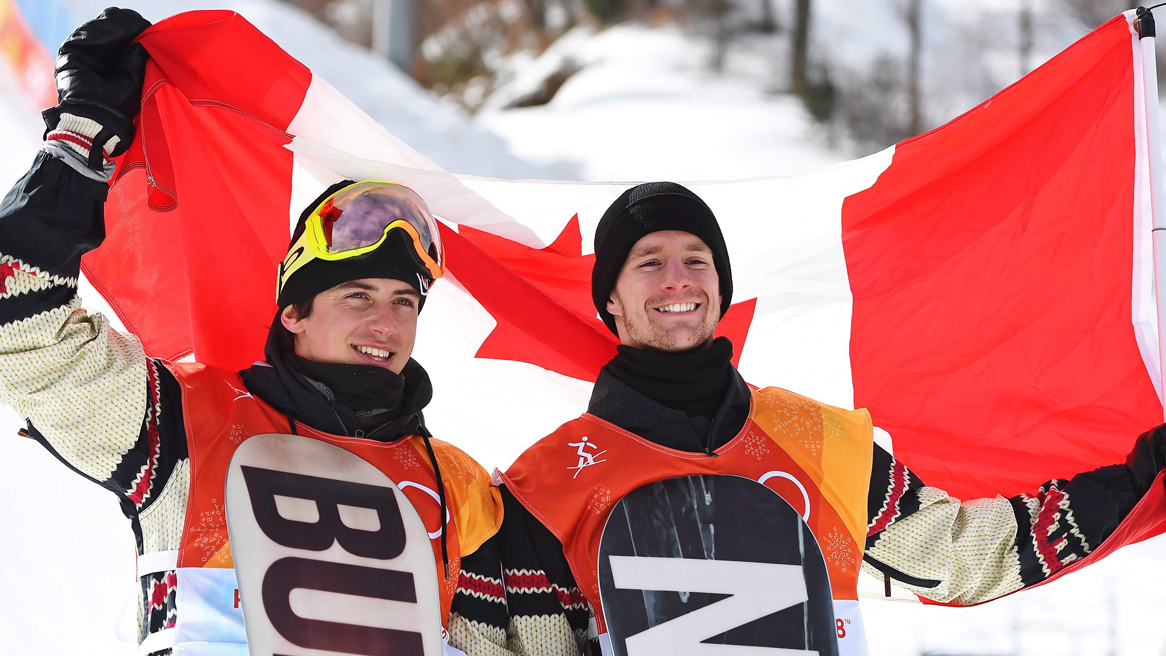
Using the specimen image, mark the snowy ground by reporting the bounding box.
[2,1,1166,654]
[477,24,847,181]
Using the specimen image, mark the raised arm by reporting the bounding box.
[0,9,190,530]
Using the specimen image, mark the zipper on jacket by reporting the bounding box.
[365,421,393,441]
[705,417,718,457]
[328,404,350,436]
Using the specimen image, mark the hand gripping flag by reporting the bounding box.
[83,10,1166,587]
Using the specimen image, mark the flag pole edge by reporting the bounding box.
[1137,7,1166,420]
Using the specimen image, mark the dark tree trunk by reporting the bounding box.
[905,0,922,135]
[792,0,811,95]
[1019,0,1033,77]
[759,0,778,33]
[525,0,547,32]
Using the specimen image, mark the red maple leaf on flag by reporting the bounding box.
[440,215,757,382]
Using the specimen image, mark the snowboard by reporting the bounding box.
[225,432,443,656]
[597,474,837,656]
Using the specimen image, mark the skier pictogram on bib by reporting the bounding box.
[568,436,607,479]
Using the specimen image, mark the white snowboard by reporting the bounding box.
[225,432,443,656]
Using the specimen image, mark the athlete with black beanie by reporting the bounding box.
[463,182,1166,656]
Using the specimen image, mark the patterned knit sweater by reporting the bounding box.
[0,145,511,655]
[453,364,1143,656]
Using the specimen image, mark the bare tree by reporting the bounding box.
[1019,0,1033,77]
[711,0,730,71]
[758,0,779,33]
[524,0,547,32]
[791,0,811,95]
[904,0,923,135]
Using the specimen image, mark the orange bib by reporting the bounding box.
[167,361,503,624]
[500,385,873,634]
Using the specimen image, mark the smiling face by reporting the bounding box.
[607,230,721,352]
[280,277,420,374]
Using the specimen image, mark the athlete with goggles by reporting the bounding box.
[278,180,446,302]
[0,10,510,656]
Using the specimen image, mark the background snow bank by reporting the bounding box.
[477,23,847,180]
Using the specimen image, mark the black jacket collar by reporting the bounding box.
[587,365,752,455]
[239,326,431,441]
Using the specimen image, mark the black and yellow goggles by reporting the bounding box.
[278,181,445,298]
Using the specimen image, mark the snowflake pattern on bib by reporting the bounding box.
[190,497,227,565]
[228,424,247,445]
[394,443,420,469]
[743,430,770,460]
[586,486,613,515]
[443,451,478,486]
[762,389,826,456]
[824,526,855,572]
[823,412,847,443]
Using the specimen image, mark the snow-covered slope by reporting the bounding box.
[478,24,846,181]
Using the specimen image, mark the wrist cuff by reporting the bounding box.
[48,113,122,157]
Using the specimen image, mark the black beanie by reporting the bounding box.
[592,182,732,335]
[276,180,435,311]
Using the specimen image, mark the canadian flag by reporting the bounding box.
[87,9,1166,577]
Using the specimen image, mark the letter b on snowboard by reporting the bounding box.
[226,433,442,656]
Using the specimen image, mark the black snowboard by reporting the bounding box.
[597,474,837,656]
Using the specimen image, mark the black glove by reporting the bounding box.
[41,7,151,169]
[1125,423,1166,496]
